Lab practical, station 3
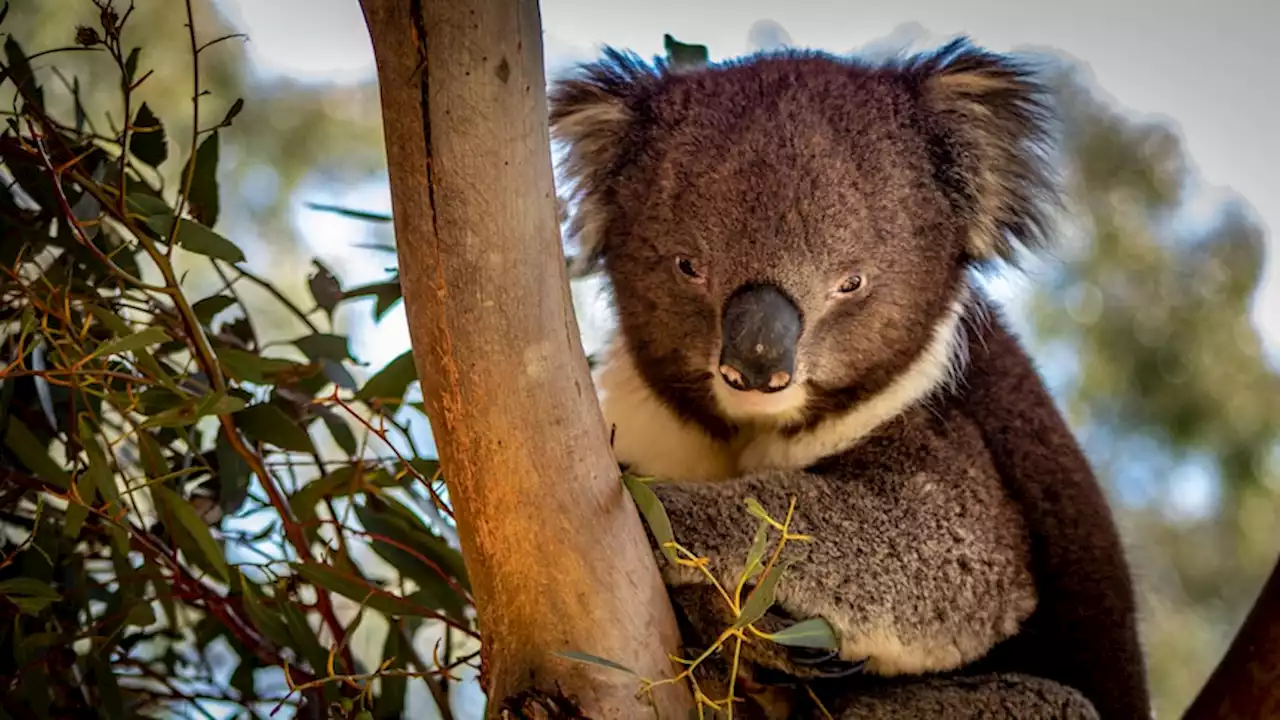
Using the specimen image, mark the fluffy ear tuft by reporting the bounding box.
[908,38,1061,264]
[549,48,662,275]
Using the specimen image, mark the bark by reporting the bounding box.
[357,0,692,717]
[1183,556,1280,719]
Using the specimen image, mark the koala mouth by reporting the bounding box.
[711,283,810,423]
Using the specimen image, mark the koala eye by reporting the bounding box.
[676,257,704,283]
[835,275,865,295]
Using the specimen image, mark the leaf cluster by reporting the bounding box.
[0,5,470,719]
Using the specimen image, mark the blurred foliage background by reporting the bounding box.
[2,2,1277,719]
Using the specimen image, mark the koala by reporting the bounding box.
[549,39,1148,719]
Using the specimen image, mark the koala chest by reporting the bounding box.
[596,344,739,481]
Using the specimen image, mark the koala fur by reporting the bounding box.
[550,39,1148,719]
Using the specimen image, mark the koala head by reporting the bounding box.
[550,39,1059,441]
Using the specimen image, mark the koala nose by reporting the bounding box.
[719,283,801,394]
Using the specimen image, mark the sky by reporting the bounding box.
[214,0,1280,370]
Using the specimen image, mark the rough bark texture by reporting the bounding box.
[1183,556,1280,719]
[357,1,692,717]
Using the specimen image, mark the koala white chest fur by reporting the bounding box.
[595,289,972,481]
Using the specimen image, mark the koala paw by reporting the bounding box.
[787,647,869,679]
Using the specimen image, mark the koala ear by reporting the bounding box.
[549,48,661,274]
[909,38,1061,264]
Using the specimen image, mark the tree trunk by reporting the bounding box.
[1183,556,1280,719]
[357,0,693,717]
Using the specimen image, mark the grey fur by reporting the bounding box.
[551,37,1146,720]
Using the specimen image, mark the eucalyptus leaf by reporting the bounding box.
[234,403,314,453]
[192,294,236,325]
[90,327,171,360]
[373,625,408,719]
[764,617,841,650]
[353,501,469,619]
[321,410,358,456]
[294,333,352,362]
[239,578,293,649]
[152,485,231,583]
[180,131,221,226]
[664,33,710,69]
[555,650,637,676]
[215,347,303,385]
[129,102,168,168]
[308,260,343,318]
[623,475,679,563]
[734,557,798,629]
[3,416,69,490]
[171,218,244,264]
[290,562,443,618]
[358,350,417,404]
[215,429,251,515]
[742,520,771,583]
[305,202,393,223]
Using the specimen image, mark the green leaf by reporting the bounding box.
[281,600,335,688]
[138,392,243,429]
[123,46,141,84]
[407,458,442,483]
[354,501,469,619]
[78,419,128,555]
[322,411,358,456]
[308,260,343,318]
[623,475,678,563]
[215,347,304,385]
[63,469,97,538]
[290,562,444,618]
[321,358,357,391]
[289,464,395,522]
[152,485,231,583]
[230,657,257,701]
[90,326,171,360]
[181,130,221,226]
[240,578,293,649]
[4,37,43,112]
[664,33,710,69]
[361,496,469,588]
[135,429,171,479]
[126,191,172,219]
[0,578,60,599]
[92,654,124,719]
[763,618,840,650]
[734,557,798,630]
[374,625,408,719]
[195,392,247,416]
[215,428,251,515]
[744,497,776,524]
[305,202,393,223]
[555,650,637,676]
[0,578,59,615]
[3,417,69,489]
[343,280,402,320]
[222,97,245,127]
[88,305,179,391]
[129,102,168,167]
[294,333,352,362]
[125,601,157,628]
[192,294,236,325]
[234,403,314,453]
[358,350,417,404]
[741,520,770,583]
[172,218,244,264]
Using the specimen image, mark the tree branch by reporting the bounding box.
[1183,555,1280,718]
[357,0,691,717]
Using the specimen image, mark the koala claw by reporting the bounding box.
[788,647,868,678]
